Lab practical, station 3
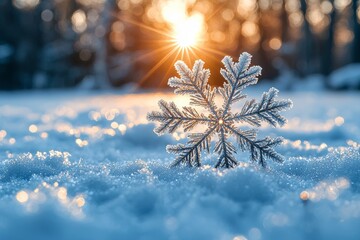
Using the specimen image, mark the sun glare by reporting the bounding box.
[118,0,226,86]
[162,1,204,49]
[173,15,203,48]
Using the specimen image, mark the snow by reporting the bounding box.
[329,64,360,90]
[0,89,360,240]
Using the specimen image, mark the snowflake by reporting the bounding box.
[147,52,292,168]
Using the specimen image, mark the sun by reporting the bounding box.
[173,15,203,49]
[174,28,197,48]
[161,1,204,49]
[116,0,228,86]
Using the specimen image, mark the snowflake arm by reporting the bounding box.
[219,52,262,117]
[147,100,213,135]
[167,126,216,167]
[168,60,218,116]
[214,128,238,168]
[250,137,284,167]
[231,88,293,127]
[226,125,284,167]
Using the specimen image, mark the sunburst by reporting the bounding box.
[114,1,229,87]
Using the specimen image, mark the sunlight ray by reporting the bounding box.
[138,46,179,86]
[160,47,183,86]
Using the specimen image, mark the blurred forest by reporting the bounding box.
[0,0,359,90]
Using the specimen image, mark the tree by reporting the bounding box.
[299,0,314,76]
[322,0,336,77]
[352,0,360,63]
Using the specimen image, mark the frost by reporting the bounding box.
[0,85,360,240]
[148,52,292,168]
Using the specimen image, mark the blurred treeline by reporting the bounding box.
[0,0,359,90]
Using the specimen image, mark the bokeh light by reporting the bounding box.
[16,191,29,203]
[0,0,359,89]
[12,0,39,10]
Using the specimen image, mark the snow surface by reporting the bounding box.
[0,89,360,240]
[329,64,360,90]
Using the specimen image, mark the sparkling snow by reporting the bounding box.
[0,89,360,240]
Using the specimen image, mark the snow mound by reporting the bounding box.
[0,91,360,239]
[329,64,360,90]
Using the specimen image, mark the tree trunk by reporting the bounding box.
[256,1,278,79]
[322,0,336,77]
[352,0,360,63]
[281,0,289,44]
[92,1,113,89]
[299,0,313,76]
